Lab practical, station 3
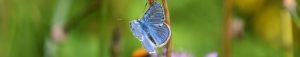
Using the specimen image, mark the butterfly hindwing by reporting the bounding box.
[147,23,171,47]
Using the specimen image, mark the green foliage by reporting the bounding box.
[0,0,290,57]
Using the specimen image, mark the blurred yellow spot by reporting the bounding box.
[253,5,281,45]
[281,10,293,57]
[234,0,265,15]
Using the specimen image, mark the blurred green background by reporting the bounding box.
[0,0,299,57]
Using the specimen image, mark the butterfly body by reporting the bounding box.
[130,2,171,53]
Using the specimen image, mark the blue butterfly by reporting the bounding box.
[130,2,171,54]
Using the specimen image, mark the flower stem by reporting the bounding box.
[162,0,171,57]
[222,0,232,57]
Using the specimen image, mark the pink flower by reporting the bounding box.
[205,52,218,57]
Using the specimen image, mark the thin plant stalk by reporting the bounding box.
[162,0,171,57]
[222,0,232,57]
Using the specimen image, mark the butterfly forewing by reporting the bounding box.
[141,2,164,25]
[141,35,157,54]
[130,20,148,41]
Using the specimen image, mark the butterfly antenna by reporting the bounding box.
[143,2,148,12]
[114,16,132,21]
[137,2,148,19]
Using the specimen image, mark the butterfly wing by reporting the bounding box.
[130,2,169,53]
[141,35,157,54]
[141,2,164,25]
[130,20,148,41]
[142,2,170,47]
[147,23,171,47]
[130,20,157,53]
